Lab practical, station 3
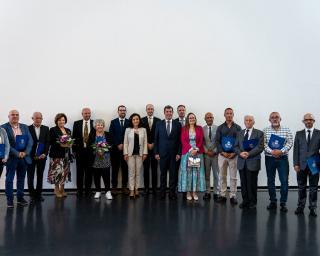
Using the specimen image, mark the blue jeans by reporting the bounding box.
[5,157,28,202]
[265,155,289,204]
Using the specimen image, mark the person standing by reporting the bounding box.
[27,112,50,203]
[293,113,320,217]
[2,110,33,208]
[263,112,293,212]
[0,127,10,178]
[141,104,160,195]
[72,108,94,197]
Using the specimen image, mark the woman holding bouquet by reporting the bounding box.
[48,113,73,198]
[123,113,148,199]
[88,119,113,200]
[178,113,206,201]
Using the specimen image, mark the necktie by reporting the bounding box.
[83,121,89,145]
[166,120,171,136]
[120,119,124,131]
[180,119,185,127]
[244,129,249,141]
[148,117,152,129]
[208,126,212,140]
[307,130,311,150]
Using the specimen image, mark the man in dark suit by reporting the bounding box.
[2,110,33,208]
[154,105,181,200]
[235,115,264,209]
[109,105,129,194]
[27,112,50,203]
[141,104,160,195]
[72,108,94,197]
[293,113,320,217]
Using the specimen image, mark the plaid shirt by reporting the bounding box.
[263,126,293,156]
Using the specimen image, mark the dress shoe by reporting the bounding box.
[203,193,211,200]
[37,195,45,202]
[239,202,249,209]
[248,204,257,210]
[230,197,238,205]
[159,193,166,200]
[216,196,227,203]
[122,187,130,195]
[213,194,219,201]
[267,202,277,210]
[280,203,288,213]
[169,193,177,200]
[144,188,150,196]
[295,207,304,215]
[17,198,29,207]
[310,209,317,217]
[152,189,157,196]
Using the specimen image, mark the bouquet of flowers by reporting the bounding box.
[92,140,111,157]
[57,135,75,148]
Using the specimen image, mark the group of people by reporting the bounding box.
[0,105,319,217]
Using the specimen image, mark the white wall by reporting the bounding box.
[0,0,320,189]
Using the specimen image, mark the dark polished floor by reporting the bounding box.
[0,191,319,256]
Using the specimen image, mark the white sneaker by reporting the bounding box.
[106,191,113,200]
[94,192,101,199]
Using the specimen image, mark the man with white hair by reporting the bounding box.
[293,113,320,217]
[235,115,264,209]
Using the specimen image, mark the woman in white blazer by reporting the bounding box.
[123,113,148,199]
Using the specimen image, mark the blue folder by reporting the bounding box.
[222,136,235,152]
[268,134,285,150]
[0,144,5,159]
[243,139,258,152]
[35,142,45,157]
[307,155,320,175]
[15,135,28,151]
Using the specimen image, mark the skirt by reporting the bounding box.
[48,158,71,185]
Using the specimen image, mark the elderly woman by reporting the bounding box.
[123,113,148,199]
[0,127,10,178]
[48,113,73,198]
[88,119,113,200]
[178,113,206,201]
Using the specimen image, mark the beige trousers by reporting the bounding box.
[218,154,238,198]
[127,155,143,191]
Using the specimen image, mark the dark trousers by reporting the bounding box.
[5,158,28,202]
[0,162,4,178]
[27,159,46,197]
[297,166,319,210]
[93,167,110,192]
[159,154,178,195]
[265,155,289,204]
[75,150,92,194]
[143,150,158,190]
[239,166,259,206]
[111,149,128,188]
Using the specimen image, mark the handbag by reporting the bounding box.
[188,156,201,168]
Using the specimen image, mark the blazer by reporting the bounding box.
[234,128,264,171]
[123,128,148,157]
[0,127,10,160]
[293,128,320,170]
[141,116,161,144]
[181,126,205,155]
[29,124,50,158]
[154,119,181,157]
[72,119,94,153]
[87,130,112,166]
[49,126,72,159]
[202,124,218,153]
[1,122,33,165]
[109,118,129,149]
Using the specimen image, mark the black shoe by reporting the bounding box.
[159,193,166,200]
[203,193,211,200]
[29,197,37,204]
[169,193,177,200]
[280,203,288,213]
[76,191,83,197]
[310,209,317,217]
[230,197,238,205]
[248,204,257,210]
[213,194,220,202]
[144,188,150,196]
[7,201,14,208]
[17,198,29,207]
[267,202,277,210]
[38,196,45,202]
[295,207,304,215]
[152,189,157,196]
[217,196,227,203]
[239,202,249,209]
[122,187,130,195]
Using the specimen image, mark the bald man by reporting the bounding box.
[293,113,320,217]
[27,112,50,203]
[72,108,94,197]
[2,110,33,208]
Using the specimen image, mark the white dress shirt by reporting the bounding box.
[305,127,314,140]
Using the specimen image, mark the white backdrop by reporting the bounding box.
[0,0,320,189]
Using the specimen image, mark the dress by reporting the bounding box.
[178,131,206,192]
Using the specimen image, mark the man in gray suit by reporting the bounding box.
[235,115,264,209]
[203,112,220,201]
[293,113,320,217]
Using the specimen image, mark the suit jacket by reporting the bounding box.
[181,126,205,155]
[0,127,10,160]
[154,119,181,157]
[234,128,264,171]
[123,128,148,156]
[141,116,161,144]
[175,117,186,127]
[72,119,94,154]
[49,126,72,159]
[293,128,320,170]
[87,130,112,166]
[1,122,33,165]
[202,124,218,153]
[28,124,50,159]
[109,118,129,149]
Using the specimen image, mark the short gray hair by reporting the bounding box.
[244,115,255,121]
[94,119,105,127]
